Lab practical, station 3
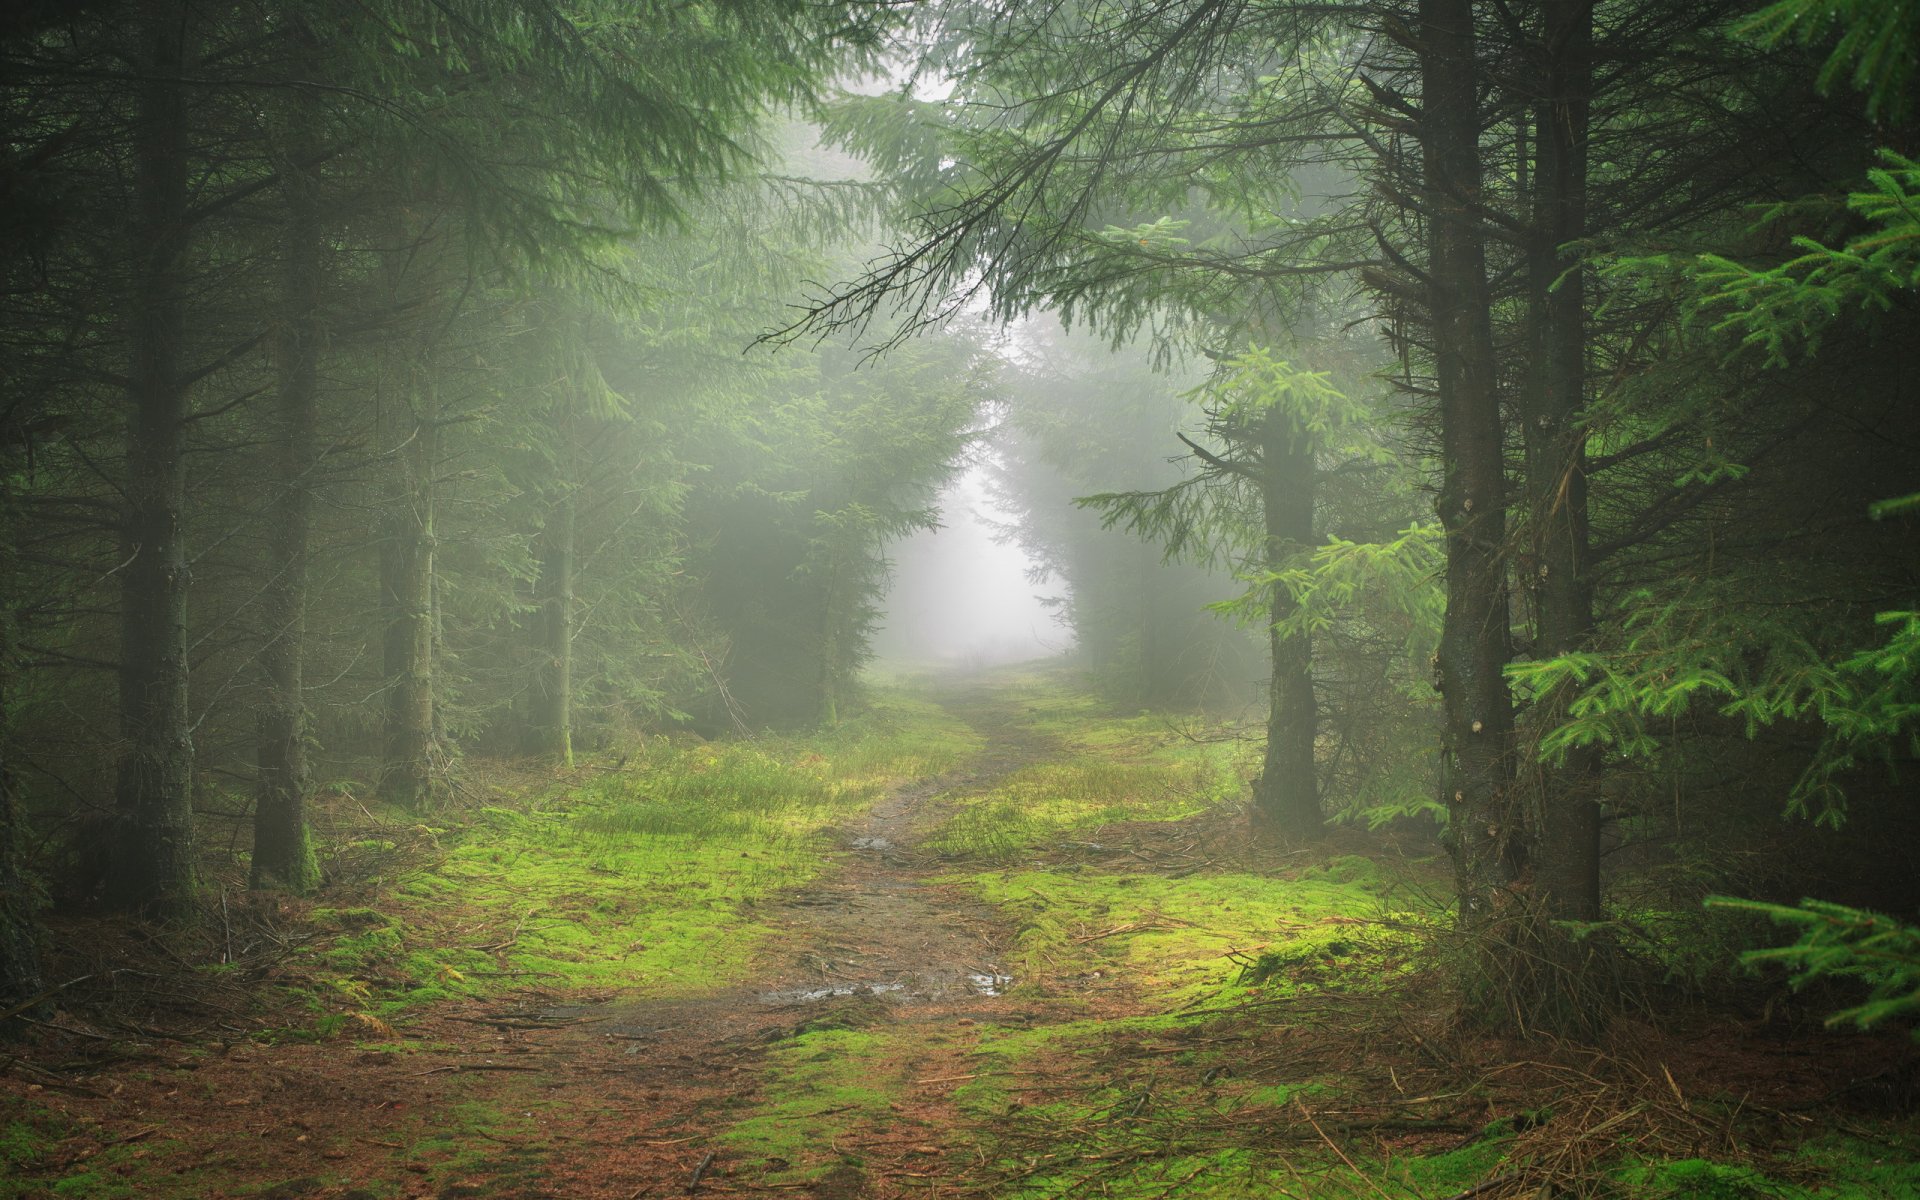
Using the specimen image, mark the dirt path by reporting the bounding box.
[118,682,1054,1200]
[510,682,1058,1197]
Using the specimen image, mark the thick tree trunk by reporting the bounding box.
[1523,1,1602,923]
[252,77,323,892]
[379,384,438,809]
[0,502,45,1022]
[1251,407,1320,836]
[530,487,575,765]
[1420,0,1521,927]
[112,0,197,917]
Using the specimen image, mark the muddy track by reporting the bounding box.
[503,683,1066,1198]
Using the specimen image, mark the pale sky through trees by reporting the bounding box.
[875,465,1067,667]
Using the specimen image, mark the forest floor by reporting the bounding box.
[2,664,1917,1200]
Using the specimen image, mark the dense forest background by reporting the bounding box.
[2,0,1918,1059]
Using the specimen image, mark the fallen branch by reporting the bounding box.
[687,1150,717,1195]
[408,1063,543,1076]
[0,974,95,1023]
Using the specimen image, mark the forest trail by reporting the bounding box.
[5,677,1141,1200]
[505,680,1062,1198]
[11,671,1912,1200]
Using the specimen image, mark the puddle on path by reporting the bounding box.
[850,835,891,851]
[968,973,1014,996]
[758,971,1012,1006]
[761,981,907,1005]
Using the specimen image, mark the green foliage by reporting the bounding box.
[1236,524,1443,658]
[1671,153,1920,364]
[1738,0,1917,124]
[1194,346,1384,459]
[1508,591,1919,824]
[1705,896,1920,1036]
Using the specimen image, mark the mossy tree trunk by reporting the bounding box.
[252,62,324,892]
[379,374,439,809]
[1251,405,1320,837]
[112,0,198,917]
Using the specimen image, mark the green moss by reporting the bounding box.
[49,1170,136,1199]
[1615,1159,1786,1199]
[1385,1135,1513,1194]
[956,866,1420,1006]
[928,755,1233,860]
[308,906,396,931]
[1791,1133,1920,1198]
[724,1028,912,1179]
[281,686,979,1025]
[0,1113,64,1196]
[1301,855,1388,891]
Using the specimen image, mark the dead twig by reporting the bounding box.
[407,1062,543,1076]
[687,1150,717,1195]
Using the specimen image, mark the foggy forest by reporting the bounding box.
[0,1,1916,1197]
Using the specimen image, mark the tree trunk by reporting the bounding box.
[0,490,45,1023]
[112,0,197,917]
[1523,1,1602,924]
[1420,0,1521,927]
[252,72,323,892]
[1251,406,1320,837]
[816,554,842,727]
[379,381,438,809]
[530,484,575,766]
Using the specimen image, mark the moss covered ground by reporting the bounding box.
[289,687,981,1032]
[4,665,1915,1200]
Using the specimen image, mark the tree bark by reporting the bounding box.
[252,68,323,892]
[1251,406,1320,837]
[1420,0,1521,927]
[1523,0,1602,923]
[379,379,438,809]
[0,487,44,1023]
[112,0,197,917]
[530,482,575,766]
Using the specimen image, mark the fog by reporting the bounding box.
[874,464,1068,668]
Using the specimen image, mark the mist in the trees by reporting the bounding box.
[873,465,1066,668]
[2,9,1919,1195]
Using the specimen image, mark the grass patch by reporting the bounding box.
[286,685,979,1031]
[0,1110,67,1199]
[944,1014,1364,1200]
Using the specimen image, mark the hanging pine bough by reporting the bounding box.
[1707,896,1920,1036]
[1508,599,1920,827]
